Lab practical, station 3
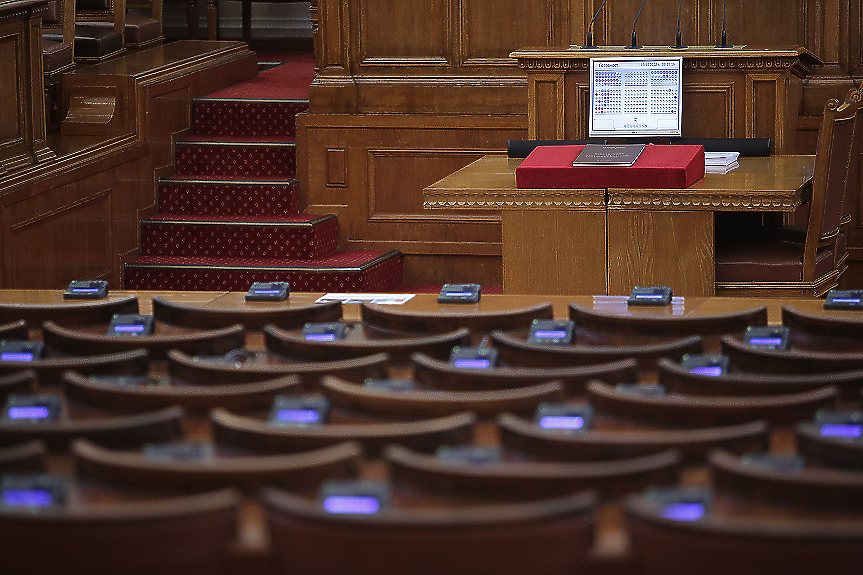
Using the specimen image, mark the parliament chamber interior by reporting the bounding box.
[1,0,863,573]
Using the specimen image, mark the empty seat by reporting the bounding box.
[152,296,343,330]
[709,448,863,511]
[263,486,597,575]
[42,321,246,360]
[211,408,476,456]
[796,421,863,470]
[497,413,768,463]
[0,405,184,451]
[657,357,863,399]
[321,375,565,420]
[782,305,863,351]
[385,444,681,499]
[166,349,389,386]
[360,301,554,336]
[0,349,149,384]
[0,370,37,403]
[0,488,241,575]
[586,381,838,427]
[0,296,137,327]
[625,491,863,575]
[412,352,638,394]
[62,370,301,414]
[73,438,363,491]
[721,335,863,374]
[264,323,470,363]
[491,330,703,369]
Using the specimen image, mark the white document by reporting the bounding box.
[315,293,416,305]
[704,151,740,166]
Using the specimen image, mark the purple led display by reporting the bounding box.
[2,489,53,507]
[322,495,381,514]
[112,324,146,333]
[253,289,282,294]
[831,297,861,304]
[539,415,585,430]
[71,287,100,293]
[660,502,705,521]
[7,406,50,420]
[305,333,336,341]
[0,352,33,362]
[275,409,321,424]
[688,366,723,376]
[819,423,863,438]
[635,294,664,299]
[444,291,473,297]
[452,358,491,369]
[533,330,568,339]
[748,337,783,346]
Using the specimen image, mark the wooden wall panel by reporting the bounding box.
[461,0,555,64]
[9,190,113,287]
[0,33,20,143]
[681,82,735,138]
[357,0,450,65]
[600,0,696,48]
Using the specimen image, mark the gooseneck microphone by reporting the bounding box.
[671,0,686,49]
[716,0,730,48]
[628,0,648,49]
[583,0,609,49]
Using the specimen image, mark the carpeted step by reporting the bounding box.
[158,176,299,217]
[192,99,309,138]
[174,136,296,178]
[140,214,338,259]
[124,250,404,293]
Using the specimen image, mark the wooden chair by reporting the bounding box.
[262,487,597,575]
[0,370,37,403]
[264,323,470,363]
[320,375,565,420]
[62,370,301,414]
[709,448,863,511]
[568,303,767,339]
[0,440,47,473]
[586,381,838,427]
[384,444,681,499]
[41,0,76,98]
[0,296,138,327]
[166,349,389,387]
[360,301,554,336]
[73,438,363,491]
[782,305,863,351]
[0,320,30,340]
[152,296,342,330]
[72,0,126,62]
[0,405,184,451]
[41,320,245,360]
[490,330,703,370]
[123,0,165,48]
[720,335,863,374]
[625,492,863,575]
[0,349,150,384]
[656,357,863,399]
[796,421,863,470]
[411,352,638,394]
[497,413,768,463]
[715,97,859,296]
[211,408,476,456]
[0,488,241,575]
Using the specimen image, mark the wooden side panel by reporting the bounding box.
[0,31,21,143]
[461,0,554,64]
[607,210,714,296]
[357,0,450,65]
[8,190,113,287]
[681,81,736,139]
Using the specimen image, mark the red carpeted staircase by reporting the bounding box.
[124,54,403,292]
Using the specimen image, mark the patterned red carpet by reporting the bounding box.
[124,53,403,292]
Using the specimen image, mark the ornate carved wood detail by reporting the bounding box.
[607,192,804,212]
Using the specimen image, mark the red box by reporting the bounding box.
[515,145,705,190]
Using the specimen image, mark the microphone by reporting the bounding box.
[716,0,730,48]
[628,0,648,49]
[582,0,608,49]
[670,0,686,49]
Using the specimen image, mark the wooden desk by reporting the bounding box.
[424,155,815,297]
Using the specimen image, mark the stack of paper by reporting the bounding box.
[704,151,740,166]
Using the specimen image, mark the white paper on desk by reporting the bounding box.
[315,293,416,305]
[704,151,740,166]
[705,161,740,174]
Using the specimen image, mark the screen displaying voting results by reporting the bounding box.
[589,56,683,138]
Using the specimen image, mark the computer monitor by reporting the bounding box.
[588,56,683,139]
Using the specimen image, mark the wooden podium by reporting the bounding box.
[509,46,820,154]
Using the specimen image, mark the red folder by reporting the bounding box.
[515,145,705,189]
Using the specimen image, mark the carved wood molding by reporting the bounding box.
[512,50,807,73]
[424,190,605,211]
[607,191,802,211]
